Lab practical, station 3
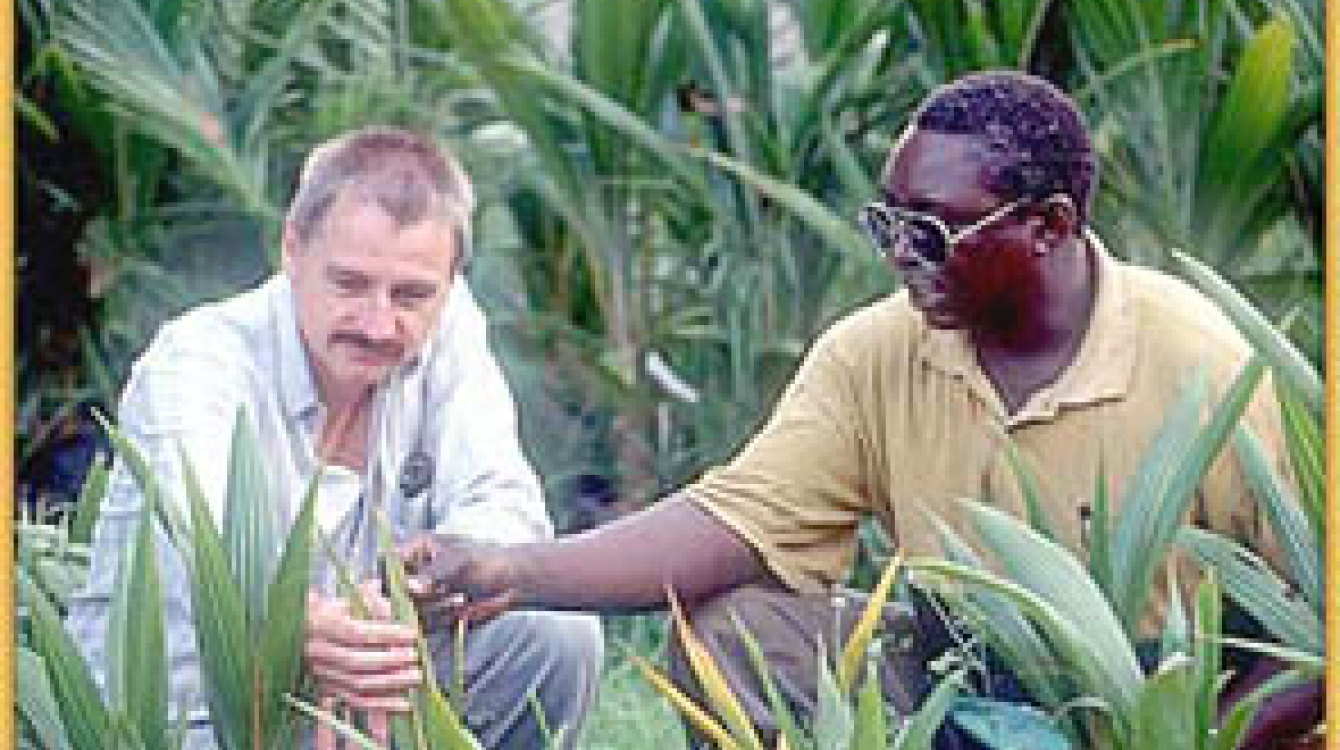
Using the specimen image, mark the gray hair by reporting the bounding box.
[287,126,476,267]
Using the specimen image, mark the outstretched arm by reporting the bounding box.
[402,492,770,621]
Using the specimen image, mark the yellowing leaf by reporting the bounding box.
[839,554,903,694]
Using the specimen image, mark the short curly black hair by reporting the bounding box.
[909,71,1097,220]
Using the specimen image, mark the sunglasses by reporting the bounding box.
[857,199,1024,264]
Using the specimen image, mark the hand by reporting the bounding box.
[400,533,522,625]
[305,581,422,748]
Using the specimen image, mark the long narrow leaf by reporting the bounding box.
[668,592,765,750]
[223,409,280,635]
[1176,527,1321,653]
[625,648,744,750]
[178,447,250,750]
[1111,358,1265,631]
[255,473,321,745]
[1233,426,1322,613]
[115,502,169,750]
[893,668,963,750]
[728,613,807,750]
[961,503,1144,710]
[1171,250,1321,412]
[838,553,903,694]
[17,646,73,750]
[70,454,110,545]
[20,567,113,750]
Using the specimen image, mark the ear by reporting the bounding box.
[280,220,298,269]
[1034,194,1080,249]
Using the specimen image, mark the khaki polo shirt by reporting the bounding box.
[689,237,1287,596]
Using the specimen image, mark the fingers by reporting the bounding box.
[306,585,423,721]
[367,711,390,747]
[461,590,520,625]
[315,694,336,750]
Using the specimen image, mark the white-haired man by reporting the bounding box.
[66,127,603,749]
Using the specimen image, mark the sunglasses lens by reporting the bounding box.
[903,217,948,263]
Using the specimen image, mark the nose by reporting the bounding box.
[353,295,401,341]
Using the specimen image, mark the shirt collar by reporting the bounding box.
[920,229,1138,426]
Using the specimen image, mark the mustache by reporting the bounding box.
[331,332,403,357]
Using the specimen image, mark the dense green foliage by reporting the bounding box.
[16,0,1324,748]
[20,0,1322,518]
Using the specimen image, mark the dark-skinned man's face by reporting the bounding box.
[881,129,1047,331]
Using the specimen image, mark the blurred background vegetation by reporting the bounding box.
[17,0,1323,531]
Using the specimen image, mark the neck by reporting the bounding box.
[970,239,1096,412]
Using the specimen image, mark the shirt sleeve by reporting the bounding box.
[689,325,872,594]
[423,282,553,544]
[64,318,253,731]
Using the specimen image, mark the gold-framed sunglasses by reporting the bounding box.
[857,198,1025,264]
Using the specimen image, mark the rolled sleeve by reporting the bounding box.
[689,329,872,593]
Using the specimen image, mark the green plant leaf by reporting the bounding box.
[254,473,320,745]
[20,567,113,750]
[729,612,808,750]
[223,408,280,635]
[95,413,189,552]
[284,695,390,750]
[1132,654,1198,750]
[812,641,853,750]
[691,147,869,257]
[960,502,1144,711]
[1195,14,1295,260]
[1110,358,1264,632]
[1176,527,1321,654]
[70,454,110,545]
[839,553,902,694]
[851,659,887,750]
[111,500,169,750]
[893,668,962,750]
[1192,572,1222,746]
[1233,425,1322,613]
[16,646,73,750]
[1170,250,1321,413]
[1275,382,1325,540]
[178,446,250,750]
[930,518,1066,710]
[948,697,1073,750]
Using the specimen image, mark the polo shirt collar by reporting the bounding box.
[920,229,1138,427]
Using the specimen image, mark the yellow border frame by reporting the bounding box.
[3,0,16,746]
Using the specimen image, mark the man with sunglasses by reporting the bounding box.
[400,73,1312,748]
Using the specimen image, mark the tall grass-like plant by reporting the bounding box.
[629,555,963,750]
[19,410,334,749]
[909,322,1321,747]
[916,506,1271,750]
[1071,6,1321,348]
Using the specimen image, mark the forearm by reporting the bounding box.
[509,492,770,613]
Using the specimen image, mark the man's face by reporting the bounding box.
[879,130,1043,330]
[284,197,458,400]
